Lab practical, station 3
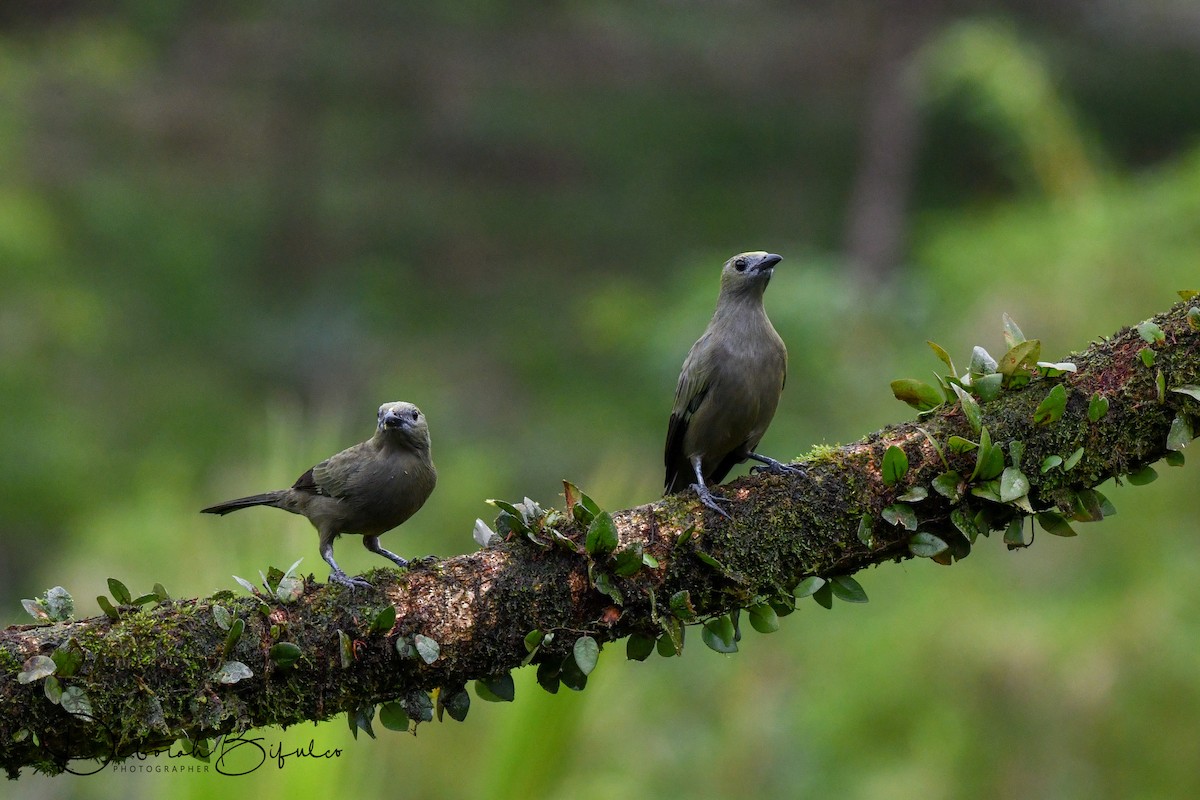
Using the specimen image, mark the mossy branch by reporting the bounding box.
[2,298,1198,778]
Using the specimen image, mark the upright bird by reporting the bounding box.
[664,251,799,517]
[202,401,437,588]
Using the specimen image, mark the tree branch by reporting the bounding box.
[3,298,1198,778]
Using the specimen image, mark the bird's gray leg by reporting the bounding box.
[320,535,372,589]
[363,535,410,569]
[690,456,732,519]
[748,453,805,476]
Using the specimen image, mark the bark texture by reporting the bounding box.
[2,298,1198,778]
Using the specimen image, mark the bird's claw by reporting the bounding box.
[329,572,373,590]
[691,483,732,519]
[750,458,806,477]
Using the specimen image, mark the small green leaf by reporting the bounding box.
[670,590,697,622]
[347,704,377,740]
[882,503,918,531]
[559,653,589,691]
[414,634,440,665]
[830,575,868,603]
[1072,489,1105,522]
[658,619,684,656]
[269,642,302,668]
[1094,490,1117,517]
[441,688,471,722]
[1167,414,1193,451]
[695,550,727,572]
[585,512,619,556]
[1033,384,1067,426]
[1004,518,1027,549]
[856,513,873,546]
[1002,312,1025,348]
[972,428,1005,481]
[21,598,49,622]
[927,340,956,375]
[153,583,170,602]
[107,578,132,606]
[1180,290,1200,300]
[96,595,119,620]
[701,616,738,653]
[1127,465,1158,485]
[794,576,826,599]
[214,660,252,685]
[1166,450,1186,466]
[17,655,56,684]
[1036,361,1077,375]
[999,467,1030,504]
[51,642,82,677]
[523,630,545,653]
[378,702,409,732]
[882,445,909,485]
[908,532,949,559]
[1171,385,1200,402]
[1139,347,1156,367]
[475,675,515,703]
[932,471,964,502]
[747,603,780,634]
[997,339,1041,378]
[1189,307,1200,331]
[1088,393,1109,421]
[1009,440,1024,469]
[890,379,944,412]
[612,543,645,577]
[948,436,978,454]
[60,686,93,718]
[896,486,928,503]
[1157,370,1166,402]
[973,373,1004,401]
[232,575,258,595]
[563,481,601,526]
[43,587,74,621]
[592,570,623,605]
[222,617,245,659]
[970,346,997,377]
[952,508,980,543]
[212,605,231,631]
[339,630,354,668]
[627,633,656,661]
[1137,320,1165,344]
[43,675,63,705]
[1037,511,1076,537]
[642,553,660,569]
[536,660,562,693]
[951,384,982,434]
[1064,447,1085,471]
[573,636,600,675]
[812,582,834,609]
[1040,455,1063,473]
[370,606,397,635]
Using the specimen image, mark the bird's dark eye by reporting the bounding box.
[411,410,419,421]
[734,258,747,272]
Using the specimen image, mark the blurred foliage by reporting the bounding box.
[2,2,1200,798]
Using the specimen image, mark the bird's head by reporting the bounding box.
[719,251,783,297]
[376,401,431,450]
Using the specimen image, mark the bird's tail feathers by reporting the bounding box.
[200,491,286,515]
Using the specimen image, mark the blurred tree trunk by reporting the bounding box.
[2,298,1198,778]
[844,6,938,288]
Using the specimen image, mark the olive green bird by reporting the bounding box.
[664,251,800,517]
[202,401,437,589]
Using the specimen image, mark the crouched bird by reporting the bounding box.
[202,401,437,588]
[664,251,800,517]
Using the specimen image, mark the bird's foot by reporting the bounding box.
[329,571,373,590]
[749,455,806,477]
[410,555,439,568]
[691,482,732,519]
[381,553,410,569]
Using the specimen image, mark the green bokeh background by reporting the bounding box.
[3,3,1200,797]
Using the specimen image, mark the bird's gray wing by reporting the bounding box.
[664,340,713,492]
[295,444,369,499]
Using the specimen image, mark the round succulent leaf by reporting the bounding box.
[890,379,944,412]
[908,532,949,559]
[830,575,869,603]
[269,642,303,669]
[378,702,409,732]
[748,603,780,634]
[475,674,515,703]
[626,633,656,661]
[573,635,600,675]
[882,445,909,485]
[17,655,56,684]
[701,616,738,653]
